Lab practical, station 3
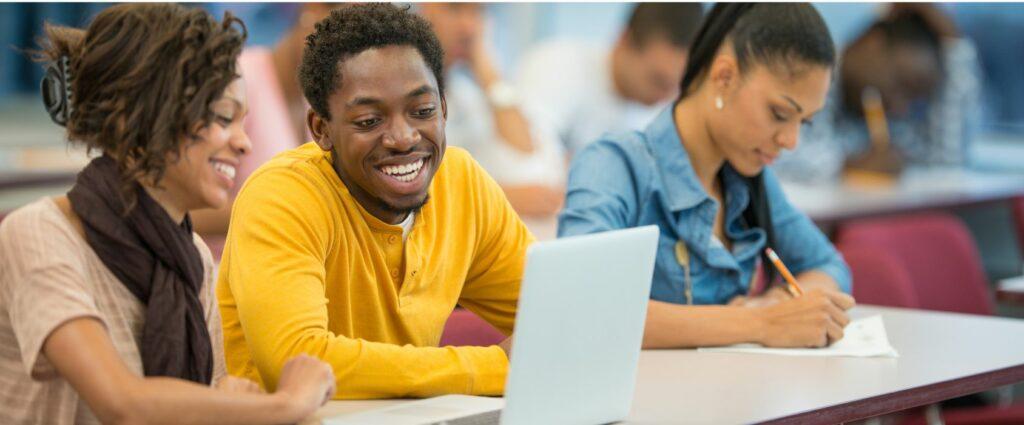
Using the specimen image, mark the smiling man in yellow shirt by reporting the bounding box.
[217,4,533,399]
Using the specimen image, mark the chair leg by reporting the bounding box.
[996,385,1014,407]
[862,417,883,425]
[925,403,945,425]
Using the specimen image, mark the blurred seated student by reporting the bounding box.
[0,4,335,424]
[559,3,856,349]
[517,3,704,156]
[773,3,983,183]
[955,5,1024,129]
[418,3,565,218]
[192,3,339,254]
[218,4,532,399]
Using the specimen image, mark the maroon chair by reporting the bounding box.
[838,242,919,308]
[903,403,1024,425]
[839,213,1023,424]
[439,308,505,347]
[836,212,994,316]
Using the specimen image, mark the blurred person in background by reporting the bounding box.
[773,3,983,182]
[192,3,342,256]
[418,3,567,219]
[517,3,704,156]
[0,4,335,424]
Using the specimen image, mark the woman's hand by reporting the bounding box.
[753,287,856,348]
[215,376,263,394]
[728,286,792,308]
[274,354,337,419]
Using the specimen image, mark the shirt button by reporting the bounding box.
[391,269,399,278]
[388,235,398,244]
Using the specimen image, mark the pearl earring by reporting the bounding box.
[715,96,724,110]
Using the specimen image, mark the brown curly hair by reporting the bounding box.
[34,3,247,201]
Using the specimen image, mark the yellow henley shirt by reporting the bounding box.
[217,143,533,399]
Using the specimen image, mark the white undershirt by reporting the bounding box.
[399,212,415,241]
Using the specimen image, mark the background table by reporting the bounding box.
[782,168,1024,225]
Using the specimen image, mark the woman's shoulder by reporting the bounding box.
[573,130,658,173]
[0,197,80,243]
[0,197,87,272]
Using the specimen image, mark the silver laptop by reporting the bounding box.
[325,225,659,425]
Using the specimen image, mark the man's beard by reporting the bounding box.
[378,193,430,217]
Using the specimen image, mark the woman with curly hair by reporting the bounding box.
[0,4,334,424]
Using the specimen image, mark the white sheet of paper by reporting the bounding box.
[998,275,1024,292]
[697,315,899,358]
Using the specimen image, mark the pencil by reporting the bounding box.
[861,86,890,151]
[764,248,804,298]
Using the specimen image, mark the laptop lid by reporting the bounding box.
[322,226,659,425]
[501,225,659,425]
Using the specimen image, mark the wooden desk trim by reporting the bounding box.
[997,289,1024,305]
[761,364,1024,424]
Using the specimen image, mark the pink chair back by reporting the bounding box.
[439,308,505,347]
[839,242,920,308]
[836,212,994,316]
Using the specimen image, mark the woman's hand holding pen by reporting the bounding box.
[752,287,856,348]
[728,286,792,308]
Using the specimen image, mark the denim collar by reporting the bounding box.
[643,106,763,271]
[644,106,708,212]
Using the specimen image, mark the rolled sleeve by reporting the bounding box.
[0,207,104,380]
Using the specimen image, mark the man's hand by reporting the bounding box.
[498,335,514,359]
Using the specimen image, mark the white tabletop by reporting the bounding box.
[309,306,1024,424]
[782,167,1024,223]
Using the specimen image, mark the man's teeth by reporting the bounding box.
[212,161,236,179]
[381,159,424,182]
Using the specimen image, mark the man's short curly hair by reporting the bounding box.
[299,3,445,121]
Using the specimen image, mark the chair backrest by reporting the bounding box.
[439,308,506,347]
[836,212,994,316]
[838,242,919,308]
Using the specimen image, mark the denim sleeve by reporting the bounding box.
[763,169,852,293]
[557,139,641,238]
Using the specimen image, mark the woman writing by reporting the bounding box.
[559,3,856,349]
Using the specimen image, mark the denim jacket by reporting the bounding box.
[558,107,851,305]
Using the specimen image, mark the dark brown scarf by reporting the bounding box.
[67,155,212,384]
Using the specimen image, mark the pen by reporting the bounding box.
[765,247,804,298]
[862,86,890,151]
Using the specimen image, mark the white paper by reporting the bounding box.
[698,315,899,358]
[998,275,1024,292]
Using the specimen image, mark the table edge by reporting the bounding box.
[758,363,1024,425]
